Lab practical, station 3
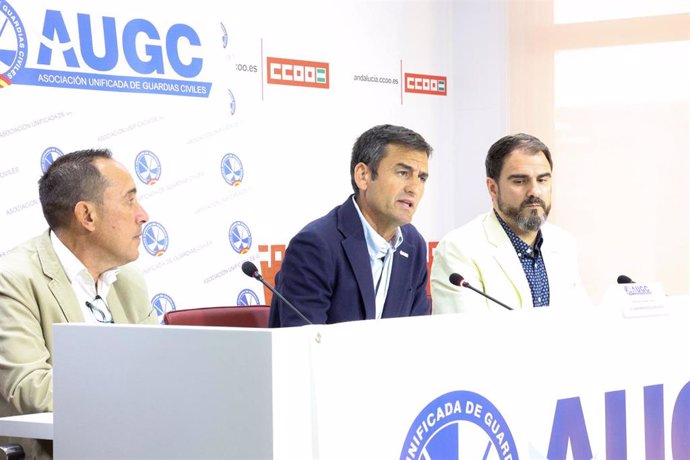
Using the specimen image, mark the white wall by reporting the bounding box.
[0,0,507,315]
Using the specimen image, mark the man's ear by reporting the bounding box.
[74,201,97,232]
[353,162,370,192]
[486,177,498,202]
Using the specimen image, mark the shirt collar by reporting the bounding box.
[352,196,403,259]
[494,209,544,259]
[50,230,120,293]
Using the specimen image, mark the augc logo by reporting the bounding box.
[0,0,26,86]
[135,150,161,185]
[151,292,175,320]
[221,153,243,186]
[236,288,259,306]
[142,221,169,257]
[40,146,63,172]
[3,5,211,97]
[228,221,251,254]
[401,390,518,460]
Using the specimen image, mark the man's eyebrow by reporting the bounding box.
[395,162,414,171]
[124,187,138,197]
[506,172,552,180]
[507,174,529,180]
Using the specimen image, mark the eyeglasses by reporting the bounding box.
[85,295,114,324]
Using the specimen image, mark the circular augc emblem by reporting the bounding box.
[228,221,251,254]
[40,147,64,173]
[220,22,229,49]
[221,153,243,186]
[0,0,27,85]
[227,88,236,115]
[135,150,161,185]
[151,293,176,321]
[401,390,518,460]
[142,221,169,257]
[237,288,260,306]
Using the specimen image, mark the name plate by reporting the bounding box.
[601,282,668,318]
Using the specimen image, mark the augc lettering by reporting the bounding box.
[548,382,690,459]
[36,10,202,78]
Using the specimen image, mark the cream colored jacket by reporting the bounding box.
[431,211,590,313]
[0,231,158,458]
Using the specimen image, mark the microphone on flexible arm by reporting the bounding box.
[449,273,514,311]
[617,275,635,284]
[241,261,313,325]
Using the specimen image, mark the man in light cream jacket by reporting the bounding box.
[431,133,589,313]
[0,149,159,459]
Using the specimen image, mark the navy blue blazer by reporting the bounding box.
[269,196,430,327]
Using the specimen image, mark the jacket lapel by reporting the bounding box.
[338,197,377,320]
[37,231,84,322]
[105,285,128,324]
[483,212,531,308]
[382,238,412,316]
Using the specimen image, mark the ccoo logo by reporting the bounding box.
[135,150,162,185]
[401,390,518,460]
[236,288,260,306]
[151,292,175,321]
[142,221,169,257]
[267,56,329,89]
[40,146,63,172]
[228,221,251,254]
[221,153,243,186]
[404,72,447,96]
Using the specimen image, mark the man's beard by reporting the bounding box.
[498,194,551,232]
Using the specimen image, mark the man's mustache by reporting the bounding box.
[520,196,546,210]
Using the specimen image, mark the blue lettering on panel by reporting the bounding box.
[547,397,593,460]
[77,13,118,71]
[605,390,627,459]
[122,18,164,74]
[6,3,211,97]
[166,24,202,78]
[644,384,665,459]
[37,10,78,67]
[672,381,690,458]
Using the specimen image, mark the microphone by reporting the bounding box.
[241,261,313,325]
[617,275,635,284]
[449,273,514,311]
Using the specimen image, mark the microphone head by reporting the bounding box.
[617,274,634,284]
[449,273,464,287]
[241,261,259,279]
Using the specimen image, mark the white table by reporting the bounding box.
[0,413,53,440]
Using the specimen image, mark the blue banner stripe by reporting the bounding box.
[12,68,212,97]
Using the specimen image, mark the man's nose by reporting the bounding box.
[137,204,149,224]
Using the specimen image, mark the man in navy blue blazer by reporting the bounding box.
[269,124,433,327]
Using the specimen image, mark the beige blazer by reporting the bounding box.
[431,211,590,313]
[0,231,158,458]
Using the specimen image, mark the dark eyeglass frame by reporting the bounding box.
[85,295,114,324]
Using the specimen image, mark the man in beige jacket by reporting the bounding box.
[431,133,589,313]
[0,149,159,459]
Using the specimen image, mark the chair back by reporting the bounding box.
[163,305,270,328]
